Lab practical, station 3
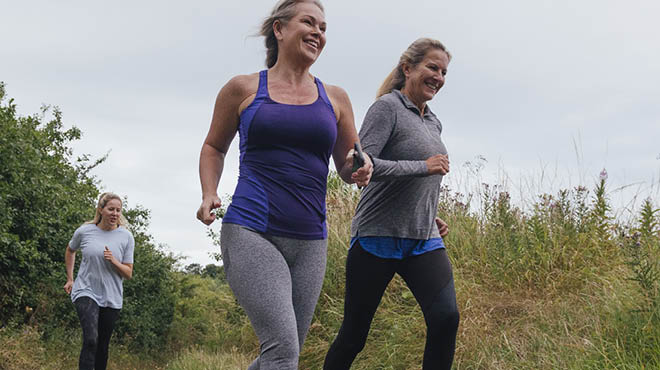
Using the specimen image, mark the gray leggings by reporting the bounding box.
[221,223,327,370]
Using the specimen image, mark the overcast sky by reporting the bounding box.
[2,0,659,266]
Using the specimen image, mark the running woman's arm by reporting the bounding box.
[326,84,372,187]
[197,75,256,225]
[103,246,134,279]
[360,99,448,181]
[64,245,76,294]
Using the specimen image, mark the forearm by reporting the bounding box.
[199,143,226,199]
[370,157,429,181]
[65,247,76,281]
[111,261,133,279]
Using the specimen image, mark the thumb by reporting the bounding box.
[105,246,109,250]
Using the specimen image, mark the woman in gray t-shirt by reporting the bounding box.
[64,192,134,370]
[325,38,459,370]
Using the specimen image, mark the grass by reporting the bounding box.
[2,172,658,369]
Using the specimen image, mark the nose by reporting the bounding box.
[434,73,445,86]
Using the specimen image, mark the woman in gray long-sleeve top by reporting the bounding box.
[324,38,459,370]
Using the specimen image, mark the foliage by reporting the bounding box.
[167,273,254,354]
[619,198,660,308]
[439,180,619,294]
[0,82,101,325]
[0,84,181,353]
[2,80,659,368]
[183,263,226,282]
[114,204,179,351]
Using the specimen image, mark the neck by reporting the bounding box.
[400,87,426,115]
[270,56,313,85]
[98,220,117,231]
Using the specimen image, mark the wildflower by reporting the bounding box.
[599,168,608,181]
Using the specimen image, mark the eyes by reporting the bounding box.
[427,64,448,76]
[302,17,326,33]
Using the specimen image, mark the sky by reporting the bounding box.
[2,0,659,266]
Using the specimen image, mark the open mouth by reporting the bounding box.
[425,81,439,92]
[304,39,319,50]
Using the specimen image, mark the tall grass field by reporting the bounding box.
[2,171,659,369]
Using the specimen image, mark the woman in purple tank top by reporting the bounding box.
[196,1,372,369]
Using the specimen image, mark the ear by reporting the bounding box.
[401,62,411,78]
[273,19,284,41]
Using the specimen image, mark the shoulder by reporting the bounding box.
[117,226,134,238]
[76,223,96,234]
[323,83,350,105]
[376,91,401,108]
[366,94,398,117]
[319,82,352,122]
[220,73,260,101]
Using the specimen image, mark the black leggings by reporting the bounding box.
[74,296,121,370]
[324,243,459,370]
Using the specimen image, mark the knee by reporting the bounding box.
[82,336,98,352]
[426,304,460,334]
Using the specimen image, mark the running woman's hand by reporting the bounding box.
[435,217,449,237]
[63,280,73,295]
[197,195,222,225]
[426,154,449,175]
[104,246,117,264]
[347,149,373,187]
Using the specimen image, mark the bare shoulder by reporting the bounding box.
[323,83,353,123]
[220,73,259,101]
[323,83,351,105]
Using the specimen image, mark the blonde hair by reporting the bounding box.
[259,0,325,68]
[86,192,128,227]
[376,38,451,98]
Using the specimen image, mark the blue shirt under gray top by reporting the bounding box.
[351,89,448,243]
[69,223,135,309]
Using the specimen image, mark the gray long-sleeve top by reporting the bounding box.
[351,89,448,240]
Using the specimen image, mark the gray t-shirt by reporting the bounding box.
[69,223,135,309]
[351,90,448,240]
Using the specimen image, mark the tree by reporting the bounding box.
[0,84,179,351]
[0,82,100,325]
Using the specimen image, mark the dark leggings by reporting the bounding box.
[324,243,459,370]
[74,296,121,370]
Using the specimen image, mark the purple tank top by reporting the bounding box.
[222,70,338,239]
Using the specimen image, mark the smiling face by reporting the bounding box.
[99,199,122,228]
[275,2,326,65]
[400,49,450,112]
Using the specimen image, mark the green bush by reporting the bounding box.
[0,82,100,326]
[0,83,181,352]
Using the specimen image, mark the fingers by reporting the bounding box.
[104,246,114,261]
[351,160,373,187]
[427,154,450,175]
[437,154,450,174]
[435,217,449,237]
[196,198,222,225]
